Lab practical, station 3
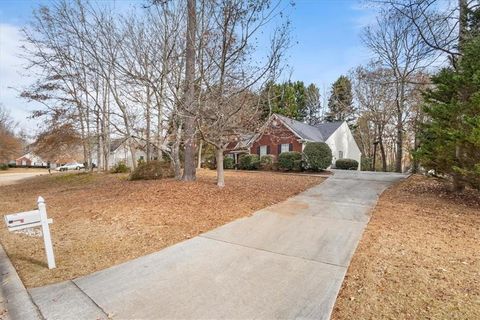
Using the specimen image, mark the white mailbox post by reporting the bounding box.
[4,196,56,269]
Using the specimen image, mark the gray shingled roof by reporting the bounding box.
[275,114,325,141]
[237,133,256,149]
[110,138,127,152]
[275,114,343,142]
[315,121,344,140]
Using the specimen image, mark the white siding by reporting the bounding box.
[108,144,147,168]
[92,143,147,168]
[325,122,361,170]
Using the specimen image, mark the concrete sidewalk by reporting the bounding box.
[28,170,405,319]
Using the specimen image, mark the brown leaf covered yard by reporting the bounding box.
[332,175,480,319]
[0,170,323,288]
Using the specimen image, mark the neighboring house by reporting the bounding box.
[15,153,47,167]
[108,137,148,168]
[226,114,361,169]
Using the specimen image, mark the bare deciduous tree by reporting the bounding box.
[363,9,436,172]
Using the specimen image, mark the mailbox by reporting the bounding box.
[3,196,56,269]
[5,210,44,232]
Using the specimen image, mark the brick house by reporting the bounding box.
[15,153,47,167]
[226,114,361,169]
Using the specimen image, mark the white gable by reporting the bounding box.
[324,122,361,169]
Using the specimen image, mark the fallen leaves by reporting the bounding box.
[0,169,323,288]
[332,174,480,319]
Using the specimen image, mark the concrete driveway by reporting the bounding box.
[28,170,406,319]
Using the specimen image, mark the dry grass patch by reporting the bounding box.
[0,169,323,288]
[332,175,480,319]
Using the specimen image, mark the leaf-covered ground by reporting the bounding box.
[0,169,323,288]
[332,175,480,319]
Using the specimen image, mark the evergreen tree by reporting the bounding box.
[416,36,480,190]
[304,84,322,125]
[262,81,307,121]
[325,75,355,124]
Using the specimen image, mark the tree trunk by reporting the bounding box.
[412,131,420,174]
[129,143,137,170]
[172,124,182,180]
[96,105,102,171]
[395,83,406,173]
[215,147,225,188]
[102,81,110,171]
[182,0,197,181]
[452,175,465,192]
[197,139,203,169]
[379,139,387,172]
[458,0,468,55]
[146,86,151,162]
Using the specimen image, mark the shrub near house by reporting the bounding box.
[336,158,359,170]
[223,157,235,169]
[260,155,274,170]
[130,160,173,180]
[278,152,302,171]
[303,142,332,171]
[238,154,260,170]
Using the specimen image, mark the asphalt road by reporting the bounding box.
[0,172,49,186]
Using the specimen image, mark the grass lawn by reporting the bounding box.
[0,169,323,288]
[332,175,480,319]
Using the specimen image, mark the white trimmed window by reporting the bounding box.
[281,143,290,153]
[339,151,344,159]
[260,145,268,156]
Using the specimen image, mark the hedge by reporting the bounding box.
[335,158,359,170]
[303,142,332,171]
[223,157,235,169]
[238,154,260,170]
[130,160,173,180]
[260,155,274,170]
[110,161,130,173]
[278,151,302,171]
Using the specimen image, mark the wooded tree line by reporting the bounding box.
[269,0,479,189]
[0,105,23,164]
[19,0,480,190]
[22,0,290,187]
[352,0,480,190]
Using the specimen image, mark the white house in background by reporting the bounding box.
[317,120,362,168]
[109,137,147,168]
[15,153,47,167]
[227,114,361,169]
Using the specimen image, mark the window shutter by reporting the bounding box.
[257,146,260,155]
[267,145,270,154]
[289,143,293,151]
[277,144,281,154]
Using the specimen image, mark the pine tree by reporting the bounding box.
[325,75,355,124]
[304,84,322,125]
[262,81,307,121]
[416,36,480,190]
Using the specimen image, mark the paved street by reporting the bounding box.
[0,171,49,186]
[29,170,405,319]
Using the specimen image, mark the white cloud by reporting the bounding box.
[0,23,41,133]
[349,3,379,30]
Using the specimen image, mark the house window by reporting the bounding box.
[339,151,344,159]
[260,145,268,156]
[281,143,290,154]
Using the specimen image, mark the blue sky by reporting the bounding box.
[0,0,375,131]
